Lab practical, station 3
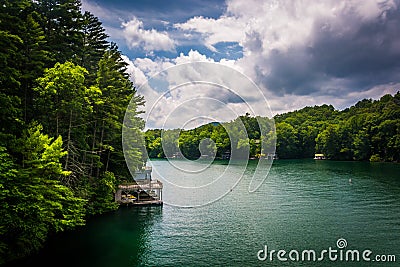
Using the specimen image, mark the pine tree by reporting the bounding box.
[20,11,50,122]
[36,0,84,65]
[93,44,145,178]
[80,11,108,81]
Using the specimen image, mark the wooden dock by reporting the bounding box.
[115,179,163,206]
[119,199,163,206]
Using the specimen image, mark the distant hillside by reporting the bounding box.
[146,92,400,162]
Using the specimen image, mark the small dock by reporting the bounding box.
[115,166,163,206]
[122,199,163,206]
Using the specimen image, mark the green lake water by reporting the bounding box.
[7,159,400,266]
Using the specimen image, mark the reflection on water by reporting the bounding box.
[5,206,163,267]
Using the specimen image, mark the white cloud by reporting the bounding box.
[123,53,399,130]
[122,17,175,52]
[121,0,400,128]
[174,16,245,51]
[173,0,398,81]
[121,55,148,86]
[122,50,272,129]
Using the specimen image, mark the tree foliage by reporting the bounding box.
[0,0,146,263]
[146,93,400,162]
[0,125,86,263]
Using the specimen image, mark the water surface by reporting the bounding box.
[8,159,400,266]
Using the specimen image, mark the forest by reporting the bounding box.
[145,92,400,162]
[1,0,400,265]
[0,0,145,264]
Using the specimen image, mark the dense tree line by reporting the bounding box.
[0,0,145,264]
[146,92,400,162]
[145,115,276,160]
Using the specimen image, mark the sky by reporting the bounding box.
[82,0,400,129]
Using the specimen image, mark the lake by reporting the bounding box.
[7,159,400,266]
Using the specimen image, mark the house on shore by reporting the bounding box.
[115,166,163,206]
[314,153,326,160]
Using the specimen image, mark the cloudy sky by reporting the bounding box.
[82,0,400,129]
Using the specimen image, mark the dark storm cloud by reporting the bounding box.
[310,5,400,81]
[205,87,246,104]
[258,47,323,96]
[259,2,400,96]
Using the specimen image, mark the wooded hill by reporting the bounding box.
[145,92,400,162]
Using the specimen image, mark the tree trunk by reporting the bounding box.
[64,109,73,170]
[90,116,97,177]
[96,119,105,179]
